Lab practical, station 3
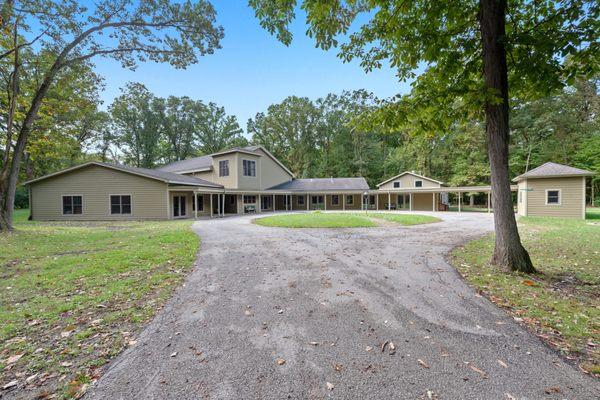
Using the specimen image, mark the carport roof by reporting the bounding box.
[513,162,594,182]
[267,177,370,192]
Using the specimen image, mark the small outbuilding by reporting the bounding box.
[513,162,594,219]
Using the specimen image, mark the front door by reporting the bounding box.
[173,195,186,218]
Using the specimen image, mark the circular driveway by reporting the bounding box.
[87,212,600,399]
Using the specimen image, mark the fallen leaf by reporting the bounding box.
[326,382,334,390]
[25,374,38,384]
[60,361,73,367]
[275,358,286,365]
[2,380,18,390]
[544,386,561,394]
[389,342,396,355]
[469,365,488,378]
[381,341,389,352]
[6,354,23,365]
[417,359,429,369]
[333,363,343,372]
[522,279,535,286]
[497,359,508,368]
[170,352,177,358]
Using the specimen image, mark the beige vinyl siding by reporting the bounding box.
[412,193,435,211]
[525,177,584,218]
[237,153,261,190]
[30,165,168,220]
[209,153,238,188]
[253,147,294,190]
[379,173,441,190]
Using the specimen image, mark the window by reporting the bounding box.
[312,195,324,204]
[393,181,400,188]
[415,180,423,188]
[332,195,339,205]
[298,196,305,205]
[369,195,375,204]
[193,195,204,212]
[243,195,256,204]
[62,195,82,215]
[219,160,229,177]
[346,195,353,205]
[242,159,256,177]
[546,189,561,205]
[110,195,131,215]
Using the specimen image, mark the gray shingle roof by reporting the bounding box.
[267,177,370,192]
[513,162,594,182]
[157,155,213,173]
[24,161,223,188]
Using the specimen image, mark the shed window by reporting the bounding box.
[62,196,82,215]
[415,180,423,188]
[110,195,131,215]
[242,159,256,177]
[393,181,400,188]
[332,195,339,205]
[219,160,229,177]
[243,195,256,204]
[546,190,561,205]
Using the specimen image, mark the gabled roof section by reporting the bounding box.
[377,171,444,187]
[157,145,295,178]
[267,177,369,192]
[24,162,224,188]
[513,162,594,182]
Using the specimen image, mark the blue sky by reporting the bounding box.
[92,1,411,132]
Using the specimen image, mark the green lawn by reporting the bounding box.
[356,212,441,225]
[0,209,198,398]
[253,211,442,228]
[254,212,378,228]
[452,210,600,375]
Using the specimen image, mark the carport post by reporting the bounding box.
[458,192,461,212]
[388,192,391,210]
[361,194,364,210]
[324,195,327,211]
[194,191,198,220]
[210,194,213,218]
[306,194,309,211]
[343,195,346,211]
[375,194,379,210]
[272,194,275,212]
[432,193,435,211]
[290,195,293,211]
[258,194,262,213]
[409,193,413,211]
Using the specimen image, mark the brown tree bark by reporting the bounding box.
[479,0,535,273]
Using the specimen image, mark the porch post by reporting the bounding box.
[273,194,275,212]
[343,194,346,211]
[324,195,327,211]
[361,194,364,210]
[222,193,225,217]
[210,194,213,218]
[290,195,293,211]
[432,193,435,211]
[409,193,413,211]
[258,194,262,213]
[307,194,310,211]
[194,191,198,220]
[376,193,379,210]
[487,192,491,213]
[388,192,391,210]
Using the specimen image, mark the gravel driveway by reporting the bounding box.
[87,212,599,399]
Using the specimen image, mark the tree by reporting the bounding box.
[249,0,598,272]
[196,102,246,155]
[0,0,223,230]
[109,83,165,168]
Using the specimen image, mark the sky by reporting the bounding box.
[91,0,412,132]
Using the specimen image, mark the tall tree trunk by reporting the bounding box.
[479,0,535,273]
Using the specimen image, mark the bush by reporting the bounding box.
[14,186,29,209]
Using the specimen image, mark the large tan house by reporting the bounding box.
[25,146,593,220]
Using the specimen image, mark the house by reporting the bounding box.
[25,146,369,220]
[513,162,593,219]
[24,147,593,220]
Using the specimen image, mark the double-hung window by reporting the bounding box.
[110,195,131,215]
[62,195,82,215]
[332,195,339,205]
[243,195,256,204]
[219,160,229,177]
[546,190,561,205]
[243,159,256,177]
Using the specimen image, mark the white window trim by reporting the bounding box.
[61,194,84,216]
[545,189,561,206]
[414,180,423,188]
[109,194,133,215]
[242,159,257,177]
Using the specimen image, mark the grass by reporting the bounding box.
[253,211,442,228]
[0,209,198,398]
[254,212,378,228]
[357,212,441,225]
[451,208,600,375]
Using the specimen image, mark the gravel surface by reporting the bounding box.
[86,212,600,400]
